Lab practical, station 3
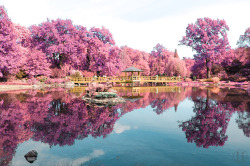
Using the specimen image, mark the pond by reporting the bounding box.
[0,86,249,166]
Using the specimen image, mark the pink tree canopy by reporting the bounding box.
[183,57,195,77]
[166,57,187,77]
[25,49,51,77]
[149,44,173,76]
[0,6,21,78]
[85,27,121,76]
[180,17,230,78]
[29,19,88,69]
[119,46,150,75]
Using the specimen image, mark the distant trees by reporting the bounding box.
[237,27,250,48]
[119,46,150,75]
[149,44,173,76]
[166,57,187,77]
[183,57,195,77]
[180,17,231,78]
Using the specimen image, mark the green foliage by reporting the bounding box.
[36,76,48,82]
[95,92,117,98]
[16,70,27,79]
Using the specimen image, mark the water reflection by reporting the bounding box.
[0,87,249,165]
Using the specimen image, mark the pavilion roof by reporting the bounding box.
[122,66,143,72]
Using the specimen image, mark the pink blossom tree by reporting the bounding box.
[25,49,51,77]
[82,27,122,76]
[90,26,115,45]
[0,6,20,78]
[29,19,88,69]
[180,17,230,78]
[14,23,31,47]
[183,57,195,77]
[149,44,173,76]
[166,57,187,77]
[119,46,150,75]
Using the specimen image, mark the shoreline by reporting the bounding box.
[0,81,75,92]
[0,81,249,93]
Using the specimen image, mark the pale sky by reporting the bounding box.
[1,0,249,58]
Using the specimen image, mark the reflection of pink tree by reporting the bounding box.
[29,97,120,146]
[116,87,192,115]
[0,89,122,162]
[0,95,31,166]
[179,90,234,148]
[236,111,250,137]
[150,87,192,114]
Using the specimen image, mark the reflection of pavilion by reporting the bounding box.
[121,87,143,102]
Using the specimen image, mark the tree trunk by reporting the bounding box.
[97,71,100,77]
[207,66,211,78]
[205,89,210,110]
[206,59,211,78]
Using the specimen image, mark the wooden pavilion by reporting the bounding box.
[121,66,143,86]
[122,66,143,77]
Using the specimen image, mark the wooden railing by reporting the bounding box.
[70,76,181,84]
[69,86,182,94]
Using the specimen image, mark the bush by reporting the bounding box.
[70,70,83,78]
[211,77,220,83]
[36,76,48,82]
[185,78,192,82]
[95,92,118,98]
[81,70,94,77]
[16,70,27,79]
[198,77,220,83]
[51,68,67,78]
[228,74,247,82]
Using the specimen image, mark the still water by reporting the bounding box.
[0,86,249,166]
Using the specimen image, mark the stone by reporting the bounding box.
[83,80,126,106]
[24,150,38,163]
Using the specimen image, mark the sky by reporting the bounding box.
[0,0,249,58]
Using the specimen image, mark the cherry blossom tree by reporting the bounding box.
[149,44,173,76]
[0,6,20,78]
[90,26,115,45]
[166,57,187,77]
[183,57,195,77]
[119,46,150,75]
[14,23,31,47]
[180,17,230,78]
[25,49,51,77]
[29,19,88,69]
